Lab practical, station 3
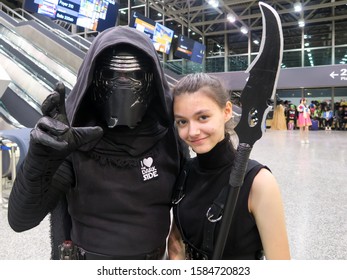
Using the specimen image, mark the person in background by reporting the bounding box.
[343,106,347,130]
[8,26,187,260]
[313,104,323,130]
[309,101,316,116]
[286,104,297,130]
[334,104,343,130]
[169,73,290,260]
[297,98,312,144]
[322,105,333,130]
[271,97,287,130]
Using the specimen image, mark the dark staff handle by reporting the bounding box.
[212,142,252,259]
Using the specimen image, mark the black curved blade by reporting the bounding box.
[234,2,283,146]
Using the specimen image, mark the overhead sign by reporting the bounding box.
[23,0,119,32]
[330,69,347,80]
[212,64,347,90]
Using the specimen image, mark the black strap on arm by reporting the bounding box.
[171,159,193,205]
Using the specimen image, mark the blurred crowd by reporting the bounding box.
[282,99,347,131]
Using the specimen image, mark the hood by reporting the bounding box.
[66,26,172,127]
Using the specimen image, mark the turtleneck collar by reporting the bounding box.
[196,133,235,170]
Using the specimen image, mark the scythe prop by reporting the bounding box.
[212,1,283,259]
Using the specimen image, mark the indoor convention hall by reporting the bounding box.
[0,0,346,260]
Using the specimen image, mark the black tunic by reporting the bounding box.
[175,136,267,259]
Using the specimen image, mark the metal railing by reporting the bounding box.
[0,139,17,208]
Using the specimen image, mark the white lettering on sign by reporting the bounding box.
[56,12,74,22]
[330,69,347,80]
[59,0,74,9]
[56,13,64,19]
[64,15,74,22]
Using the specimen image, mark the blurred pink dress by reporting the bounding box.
[297,104,312,127]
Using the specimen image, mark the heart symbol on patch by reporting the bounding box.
[143,157,153,167]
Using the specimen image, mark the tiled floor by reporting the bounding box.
[0,129,346,260]
[251,129,347,260]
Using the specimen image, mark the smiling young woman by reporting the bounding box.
[169,73,290,260]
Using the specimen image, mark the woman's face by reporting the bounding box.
[173,90,232,154]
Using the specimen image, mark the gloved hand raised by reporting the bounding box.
[8,82,103,230]
[30,82,103,158]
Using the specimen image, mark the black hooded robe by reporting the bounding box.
[8,26,186,259]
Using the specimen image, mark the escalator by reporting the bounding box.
[0,15,80,129]
[1,82,42,128]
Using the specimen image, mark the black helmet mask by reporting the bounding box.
[92,46,154,128]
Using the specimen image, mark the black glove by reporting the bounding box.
[30,82,103,158]
[8,82,103,232]
[23,81,103,197]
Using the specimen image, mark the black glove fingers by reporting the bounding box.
[41,82,69,125]
[55,82,67,117]
[36,117,70,136]
[41,92,60,117]
[30,128,68,151]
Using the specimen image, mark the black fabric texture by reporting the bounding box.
[8,139,71,232]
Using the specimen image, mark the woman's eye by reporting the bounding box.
[175,119,187,126]
[199,115,209,121]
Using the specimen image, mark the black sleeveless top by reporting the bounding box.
[174,136,268,259]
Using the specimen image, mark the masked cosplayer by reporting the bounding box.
[8,26,186,260]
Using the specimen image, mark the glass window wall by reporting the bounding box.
[305,88,332,104]
[277,89,302,106]
[335,20,347,45]
[228,55,248,71]
[335,46,347,65]
[335,87,347,104]
[283,50,302,68]
[304,48,332,66]
[164,2,347,74]
[205,57,224,73]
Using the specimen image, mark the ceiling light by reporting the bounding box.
[294,2,302,12]
[207,0,219,8]
[227,13,236,23]
[298,19,305,27]
[241,26,248,34]
[205,0,223,14]
[253,39,259,45]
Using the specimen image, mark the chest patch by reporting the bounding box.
[140,157,159,181]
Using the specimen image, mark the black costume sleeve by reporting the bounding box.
[7,145,74,232]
